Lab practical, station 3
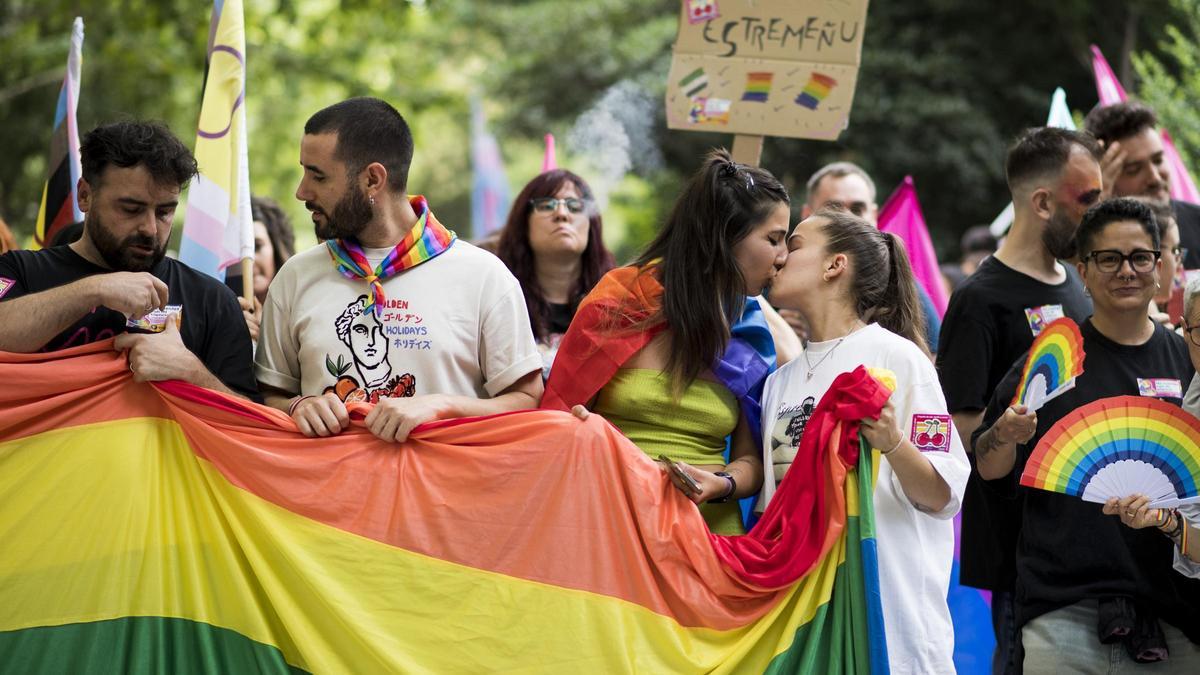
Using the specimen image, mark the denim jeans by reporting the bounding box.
[1023,600,1200,674]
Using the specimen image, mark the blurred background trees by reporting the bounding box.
[1,0,1195,260]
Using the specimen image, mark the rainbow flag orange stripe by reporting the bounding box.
[0,344,888,673]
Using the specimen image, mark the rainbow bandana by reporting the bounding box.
[325,195,456,315]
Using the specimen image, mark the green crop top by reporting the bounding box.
[592,368,739,466]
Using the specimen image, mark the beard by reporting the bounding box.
[87,211,166,272]
[1042,208,1078,260]
[311,184,373,241]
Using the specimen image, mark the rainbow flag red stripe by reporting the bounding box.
[0,344,888,672]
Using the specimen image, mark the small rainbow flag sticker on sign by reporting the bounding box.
[796,73,838,110]
[1020,396,1200,508]
[679,67,708,98]
[741,72,773,102]
[1011,317,1085,411]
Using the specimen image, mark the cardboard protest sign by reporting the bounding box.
[666,1,870,141]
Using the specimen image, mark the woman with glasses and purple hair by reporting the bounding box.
[496,169,615,378]
[974,197,1200,672]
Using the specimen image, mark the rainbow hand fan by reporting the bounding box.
[1021,396,1200,508]
[1011,318,1085,411]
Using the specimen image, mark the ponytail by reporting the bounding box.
[816,209,930,357]
[877,232,929,356]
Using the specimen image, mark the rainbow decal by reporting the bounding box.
[742,72,774,102]
[0,344,890,673]
[795,73,838,110]
[1011,317,1085,410]
[1020,396,1200,508]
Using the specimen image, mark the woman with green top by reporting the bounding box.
[541,149,790,534]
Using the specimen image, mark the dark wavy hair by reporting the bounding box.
[251,195,295,273]
[634,148,789,390]
[80,120,197,189]
[1084,101,1158,145]
[497,169,615,340]
[815,208,929,356]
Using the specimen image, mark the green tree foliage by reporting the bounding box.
[1134,0,1200,173]
[1,0,1191,261]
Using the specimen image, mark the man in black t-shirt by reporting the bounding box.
[0,121,257,400]
[1085,101,1200,270]
[937,127,1101,673]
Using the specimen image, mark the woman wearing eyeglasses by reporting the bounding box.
[975,198,1200,673]
[542,149,789,534]
[497,170,615,378]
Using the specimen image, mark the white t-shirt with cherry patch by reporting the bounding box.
[758,323,969,675]
[255,239,541,403]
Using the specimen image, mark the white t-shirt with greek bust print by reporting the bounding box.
[255,239,541,404]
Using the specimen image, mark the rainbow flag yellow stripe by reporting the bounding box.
[0,344,888,673]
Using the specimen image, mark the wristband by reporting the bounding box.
[709,472,736,504]
[881,436,904,456]
[288,395,314,416]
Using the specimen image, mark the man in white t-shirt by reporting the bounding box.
[255,97,543,441]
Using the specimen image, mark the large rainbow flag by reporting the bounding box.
[0,344,890,673]
[32,17,84,249]
[180,0,253,280]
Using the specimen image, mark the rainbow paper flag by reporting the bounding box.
[742,72,774,102]
[0,345,890,673]
[33,18,85,249]
[795,73,837,110]
[180,0,253,280]
[1090,44,1200,205]
[1021,396,1200,508]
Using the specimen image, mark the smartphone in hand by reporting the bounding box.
[657,454,702,494]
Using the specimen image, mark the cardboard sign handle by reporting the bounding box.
[731,134,764,166]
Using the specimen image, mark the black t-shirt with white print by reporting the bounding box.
[0,246,259,401]
[977,320,1200,637]
[937,254,1092,591]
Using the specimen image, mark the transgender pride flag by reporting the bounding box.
[33,18,84,249]
[470,96,510,237]
[180,0,253,280]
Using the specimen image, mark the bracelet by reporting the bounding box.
[1182,513,1191,554]
[708,471,737,504]
[288,395,314,416]
[881,436,904,456]
[1159,509,1183,539]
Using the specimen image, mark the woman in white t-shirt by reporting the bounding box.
[759,209,970,674]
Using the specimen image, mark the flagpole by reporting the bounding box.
[241,257,253,305]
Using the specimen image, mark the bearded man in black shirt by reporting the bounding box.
[937,126,1102,673]
[0,121,258,400]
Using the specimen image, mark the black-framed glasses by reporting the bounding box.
[1082,249,1160,274]
[530,197,586,214]
[1183,319,1200,348]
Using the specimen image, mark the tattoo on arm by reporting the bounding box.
[975,425,1004,460]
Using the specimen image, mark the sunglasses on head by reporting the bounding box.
[530,197,586,214]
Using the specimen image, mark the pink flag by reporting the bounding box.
[878,176,949,317]
[1090,45,1200,203]
[541,133,558,172]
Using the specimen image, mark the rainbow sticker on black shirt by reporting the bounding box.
[0,277,14,300]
